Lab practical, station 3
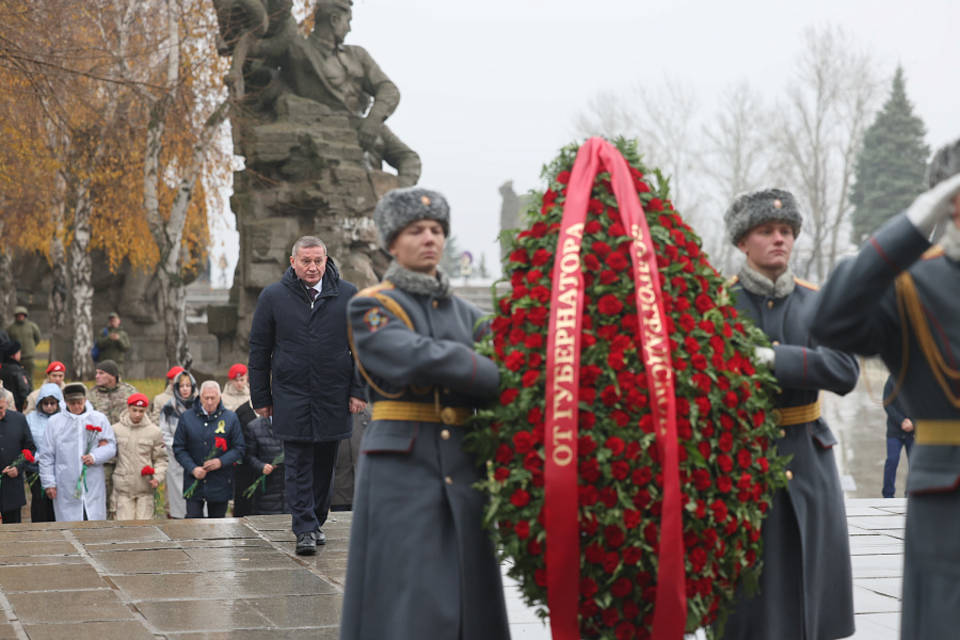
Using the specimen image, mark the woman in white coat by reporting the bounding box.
[159,370,197,518]
[38,382,116,521]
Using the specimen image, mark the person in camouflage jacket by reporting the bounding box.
[88,359,138,519]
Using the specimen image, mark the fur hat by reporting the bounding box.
[927,138,960,188]
[228,363,248,380]
[374,187,450,249]
[46,361,66,374]
[127,393,149,408]
[96,359,120,381]
[724,188,803,246]
[63,382,87,400]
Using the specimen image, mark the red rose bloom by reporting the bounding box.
[597,294,624,315]
[521,370,540,387]
[605,252,629,272]
[510,488,531,507]
[500,389,519,405]
[531,248,553,266]
[515,520,531,539]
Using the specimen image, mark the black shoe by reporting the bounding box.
[295,531,317,556]
[316,529,326,545]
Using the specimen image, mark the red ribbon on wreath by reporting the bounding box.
[544,137,686,640]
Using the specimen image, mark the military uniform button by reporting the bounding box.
[767,300,775,309]
[440,407,458,425]
[440,429,451,440]
[444,476,453,485]
[785,470,794,480]
[779,429,787,438]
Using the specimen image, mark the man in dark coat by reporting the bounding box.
[340,187,510,640]
[719,189,858,640]
[0,395,36,523]
[811,141,960,640]
[881,374,914,498]
[172,380,245,518]
[249,235,366,555]
[0,341,32,412]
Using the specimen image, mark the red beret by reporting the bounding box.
[228,363,248,380]
[127,393,149,408]
[46,361,66,374]
[166,366,185,380]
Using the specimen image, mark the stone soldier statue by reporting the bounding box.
[719,189,858,640]
[213,0,421,186]
[812,141,960,640]
[340,187,510,640]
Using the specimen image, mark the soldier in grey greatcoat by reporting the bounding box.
[340,187,510,640]
[720,189,858,640]
[812,141,960,640]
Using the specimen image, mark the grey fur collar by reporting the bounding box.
[737,264,796,299]
[384,262,452,299]
[940,224,960,261]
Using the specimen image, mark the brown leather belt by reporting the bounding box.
[771,400,821,426]
[915,420,960,446]
[372,401,472,426]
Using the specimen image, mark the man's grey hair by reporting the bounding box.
[291,236,327,258]
[199,380,221,395]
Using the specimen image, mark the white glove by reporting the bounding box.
[754,346,776,368]
[906,172,960,237]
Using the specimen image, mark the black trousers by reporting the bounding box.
[185,499,228,518]
[29,475,56,523]
[0,508,21,524]
[284,439,340,535]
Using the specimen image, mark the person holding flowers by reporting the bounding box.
[0,394,36,523]
[340,187,509,640]
[159,369,198,518]
[38,382,115,521]
[112,393,168,520]
[25,382,63,522]
[242,414,286,515]
[173,380,244,519]
[720,189,859,640]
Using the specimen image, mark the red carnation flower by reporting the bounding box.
[556,170,571,185]
[604,524,626,548]
[214,437,228,452]
[510,488,530,507]
[515,520,531,539]
[509,248,529,264]
[737,449,753,469]
[512,431,535,455]
[530,248,553,266]
[504,351,526,372]
[605,252,629,272]
[140,465,155,476]
[521,370,540,387]
[494,467,509,482]
[500,389,519,405]
[597,294,624,315]
[85,425,102,433]
[21,449,35,464]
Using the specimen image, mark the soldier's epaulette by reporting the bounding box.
[923,245,945,260]
[793,277,819,291]
[355,281,395,298]
[724,275,739,288]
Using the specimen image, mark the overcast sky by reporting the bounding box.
[212,0,959,283]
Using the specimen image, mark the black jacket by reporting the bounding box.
[243,416,285,514]
[0,359,31,412]
[248,259,364,442]
[0,410,35,511]
[883,375,914,440]
[172,402,245,503]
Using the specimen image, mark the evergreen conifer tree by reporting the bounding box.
[849,67,929,244]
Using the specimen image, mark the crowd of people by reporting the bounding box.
[0,317,292,523]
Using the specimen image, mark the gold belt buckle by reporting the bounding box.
[440,407,458,425]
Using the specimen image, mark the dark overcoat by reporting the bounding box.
[242,416,286,514]
[249,261,364,442]
[812,213,960,640]
[172,402,245,503]
[721,274,858,640]
[340,280,510,640]
[0,410,35,512]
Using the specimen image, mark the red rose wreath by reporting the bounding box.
[466,138,788,640]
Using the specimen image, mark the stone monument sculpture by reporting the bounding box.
[208,0,421,361]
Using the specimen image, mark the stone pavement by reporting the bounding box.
[0,499,905,639]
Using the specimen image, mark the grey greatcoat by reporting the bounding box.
[721,269,858,640]
[811,213,960,640]
[340,272,510,640]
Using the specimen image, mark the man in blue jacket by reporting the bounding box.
[249,236,367,555]
[172,380,244,518]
